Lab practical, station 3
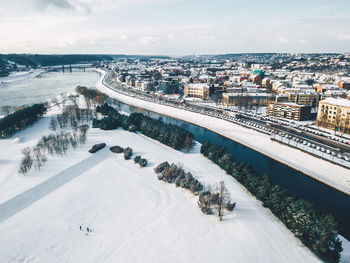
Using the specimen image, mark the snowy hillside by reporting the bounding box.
[0,107,327,262]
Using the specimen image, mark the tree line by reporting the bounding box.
[0,103,47,138]
[93,103,193,151]
[200,141,342,262]
[154,161,235,220]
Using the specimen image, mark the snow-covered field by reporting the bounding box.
[0,104,330,262]
[95,69,350,195]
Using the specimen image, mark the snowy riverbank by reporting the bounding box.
[0,105,324,262]
[0,69,46,83]
[0,94,349,261]
[95,69,350,196]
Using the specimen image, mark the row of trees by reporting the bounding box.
[154,161,235,220]
[19,128,88,175]
[93,103,194,151]
[200,141,343,262]
[0,103,47,138]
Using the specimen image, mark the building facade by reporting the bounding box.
[267,101,312,121]
[184,83,209,100]
[316,98,350,134]
[288,93,320,107]
[222,93,273,106]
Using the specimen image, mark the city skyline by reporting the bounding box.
[1,0,350,55]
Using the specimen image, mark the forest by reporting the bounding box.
[200,141,343,262]
[0,103,47,138]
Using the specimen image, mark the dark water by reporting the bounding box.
[111,100,350,239]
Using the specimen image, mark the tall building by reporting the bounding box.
[316,98,350,134]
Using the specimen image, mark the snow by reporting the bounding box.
[320,97,350,108]
[0,69,45,83]
[0,73,348,262]
[0,111,322,262]
[95,69,350,195]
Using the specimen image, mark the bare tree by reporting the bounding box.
[216,181,231,221]
[184,133,192,152]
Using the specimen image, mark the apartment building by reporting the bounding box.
[222,93,273,106]
[316,98,350,134]
[267,101,312,121]
[288,93,321,107]
[184,83,209,100]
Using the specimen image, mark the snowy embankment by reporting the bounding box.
[0,107,323,262]
[95,69,350,195]
[0,69,46,83]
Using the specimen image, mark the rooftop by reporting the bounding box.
[320,98,350,108]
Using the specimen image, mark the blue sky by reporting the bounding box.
[0,0,349,55]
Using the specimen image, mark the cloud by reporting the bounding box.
[278,37,289,43]
[76,0,179,12]
[338,34,350,40]
[138,36,160,44]
[32,0,75,10]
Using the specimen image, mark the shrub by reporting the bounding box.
[226,201,236,211]
[154,161,170,174]
[123,147,133,160]
[110,146,124,153]
[139,158,148,167]
[89,143,106,153]
[134,155,141,163]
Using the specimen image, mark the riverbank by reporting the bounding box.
[95,69,350,196]
[0,104,322,262]
[0,69,46,83]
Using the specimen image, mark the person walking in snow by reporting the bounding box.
[80,226,82,231]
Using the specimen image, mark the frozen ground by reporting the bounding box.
[0,108,325,262]
[95,69,350,195]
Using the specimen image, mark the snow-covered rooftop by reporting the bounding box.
[320,98,350,108]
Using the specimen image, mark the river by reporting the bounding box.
[0,69,100,113]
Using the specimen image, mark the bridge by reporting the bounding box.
[43,63,94,72]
